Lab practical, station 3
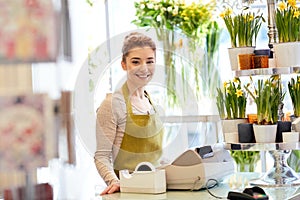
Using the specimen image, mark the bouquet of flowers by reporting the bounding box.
[132,0,215,41]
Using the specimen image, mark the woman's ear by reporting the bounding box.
[121,61,127,70]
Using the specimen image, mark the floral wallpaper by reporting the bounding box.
[0,94,55,171]
[0,0,58,63]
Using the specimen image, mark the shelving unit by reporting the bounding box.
[226,0,300,187]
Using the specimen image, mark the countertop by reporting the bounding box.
[94,173,300,200]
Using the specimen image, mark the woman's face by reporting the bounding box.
[122,47,156,88]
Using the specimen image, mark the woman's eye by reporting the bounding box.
[147,60,155,64]
[132,60,140,65]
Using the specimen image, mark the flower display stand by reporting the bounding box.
[224,142,300,187]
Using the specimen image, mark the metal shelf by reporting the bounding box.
[232,66,300,77]
[160,115,220,123]
[224,142,300,151]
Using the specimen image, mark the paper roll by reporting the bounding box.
[135,162,155,172]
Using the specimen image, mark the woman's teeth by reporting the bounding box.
[137,74,149,78]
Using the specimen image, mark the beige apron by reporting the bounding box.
[113,83,164,172]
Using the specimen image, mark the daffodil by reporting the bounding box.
[219,12,225,18]
[225,8,233,16]
[288,0,297,8]
[294,10,300,18]
[249,14,254,21]
[236,89,243,97]
[223,81,228,88]
[278,1,287,10]
[233,77,239,83]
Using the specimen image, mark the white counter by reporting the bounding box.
[94,173,300,200]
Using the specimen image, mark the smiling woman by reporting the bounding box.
[93,32,165,195]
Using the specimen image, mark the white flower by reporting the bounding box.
[156,15,162,22]
[154,5,159,10]
[173,6,179,15]
[140,4,145,9]
[147,3,154,9]
[167,6,173,12]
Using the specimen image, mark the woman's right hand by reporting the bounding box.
[100,182,120,195]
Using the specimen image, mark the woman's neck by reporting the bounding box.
[126,82,152,113]
[126,82,145,99]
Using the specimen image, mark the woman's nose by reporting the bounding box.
[139,62,148,71]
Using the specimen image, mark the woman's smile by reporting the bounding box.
[135,72,151,79]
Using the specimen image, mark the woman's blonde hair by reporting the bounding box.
[122,32,156,63]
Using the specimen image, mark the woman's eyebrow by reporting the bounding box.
[130,57,141,60]
[130,57,154,60]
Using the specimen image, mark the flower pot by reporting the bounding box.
[254,49,271,57]
[222,119,248,143]
[276,121,292,143]
[238,123,255,143]
[292,117,300,133]
[253,124,277,143]
[238,53,254,70]
[282,132,299,143]
[273,42,300,68]
[252,55,269,69]
[228,47,255,71]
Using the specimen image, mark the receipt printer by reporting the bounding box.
[119,162,166,194]
[164,145,234,190]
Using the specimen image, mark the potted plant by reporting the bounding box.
[288,75,300,118]
[216,77,247,119]
[220,7,264,70]
[286,75,300,144]
[230,151,260,172]
[274,0,300,67]
[216,77,248,143]
[244,75,284,143]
